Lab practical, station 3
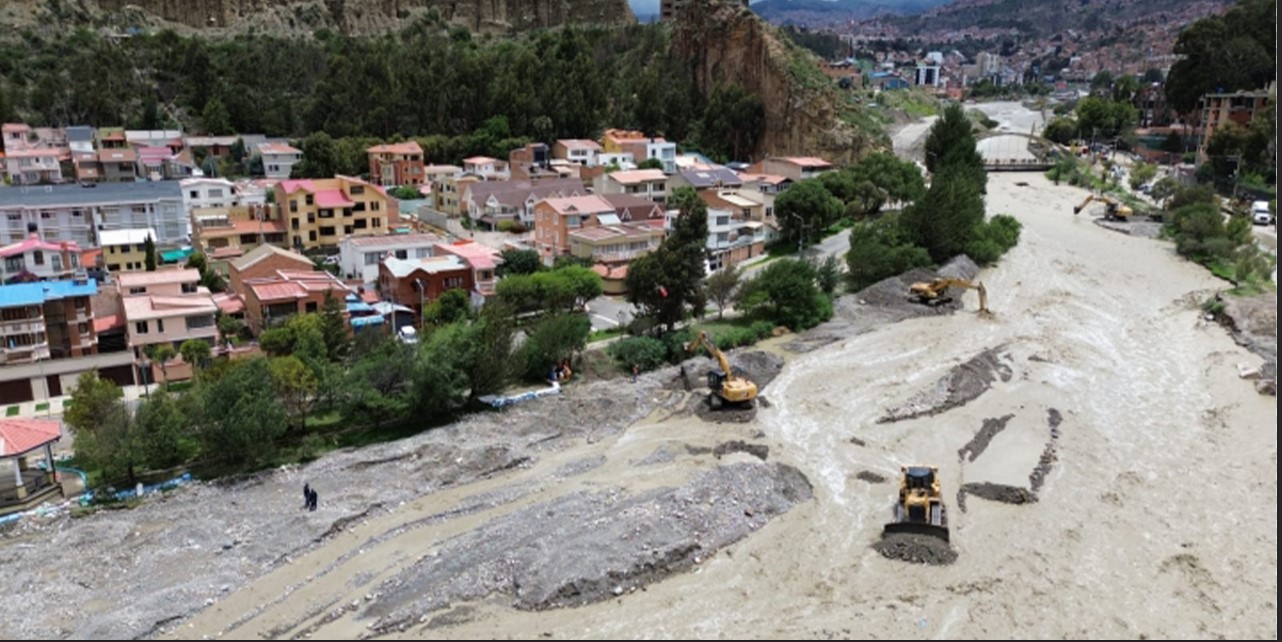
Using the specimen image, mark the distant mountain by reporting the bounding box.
[869,0,1236,40]
[750,0,953,25]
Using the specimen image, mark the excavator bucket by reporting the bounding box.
[883,504,950,543]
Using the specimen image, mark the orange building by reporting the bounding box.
[367,141,426,187]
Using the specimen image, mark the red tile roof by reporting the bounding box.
[314,189,355,208]
[0,235,81,258]
[0,419,62,457]
[367,141,423,155]
[93,314,123,333]
[212,292,246,314]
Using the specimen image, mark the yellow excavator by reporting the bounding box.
[684,330,758,410]
[883,465,950,542]
[909,277,990,315]
[1073,193,1133,221]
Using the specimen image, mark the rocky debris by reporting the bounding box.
[855,471,887,484]
[555,456,607,479]
[1217,292,1277,395]
[1029,408,1063,493]
[873,533,958,565]
[957,415,1015,463]
[693,397,758,424]
[786,256,981,354]
[635,445,679,467]
[364,463,813,634]
[848,437,867,447]
[960,482,1037,505]
[879,348,1013,423]
[1047,408,1063,429]
[712,441,770,461]
[1256,379,1277,396]
[676,350,784,394]
[1093,219,1164,239]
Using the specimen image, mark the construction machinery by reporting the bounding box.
[909,277,990,314]
[883,465,950,542]
[1073,193,1133,221]
[684,331,758,410]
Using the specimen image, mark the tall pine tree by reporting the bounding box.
[626,187,709,331]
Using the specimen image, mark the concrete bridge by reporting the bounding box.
[975,131,1057,172]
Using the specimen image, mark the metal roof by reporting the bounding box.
[0,278,99,308]
[0,181,183,209]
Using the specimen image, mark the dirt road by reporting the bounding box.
[4,174,1275,640]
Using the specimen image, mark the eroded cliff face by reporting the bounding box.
[671,0,873,164]
[89,0,632,33]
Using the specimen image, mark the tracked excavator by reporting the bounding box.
[909,277,990,315]
[883,465,950,542]
[684,331,758,410]
[1073,193,1133,221]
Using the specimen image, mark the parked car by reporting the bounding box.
[1251,201,1274,225]
[397,325,419,345]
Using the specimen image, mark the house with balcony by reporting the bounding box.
[257,142,303,179]
[226,244,315,300]
[242,270,351,334]
[566,223,664,266]
[98,148,138,182]
[1,233,81,283]
[98,228,157,273]
[552,139,603,167]
[3,148,65,185]
[532,195,619,263]
[737,172,792,195]
[665,206,766,272]
[367,141,426,187]
[190,205,288,262]
[136,146,198,181]
[433,241,502,304]
[0,183,179,248]
[181,177,240,210]
[593,169,669,204]
[338,232,443,284]
[756,157,835,181]
[600,130,678,173]
[378,254,474,320]
[117,269,218,365]
[463,177,587,230]
[462,156,510,180]
[274,176,394,251]
[0,277,98,366]
[667,166,745,193]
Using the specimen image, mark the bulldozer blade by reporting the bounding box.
[882,521,951,543]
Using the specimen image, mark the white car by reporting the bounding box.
[397,325,419,345]
[1251,201,1273,225]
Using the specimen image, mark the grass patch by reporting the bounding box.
[34,402,49,412]
[162,380,194,393]
[588,327,625,343]
[304,410,344,431]
[5,405,18,416]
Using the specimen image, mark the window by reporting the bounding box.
[132,206,147,214]
[350,186,365,196]
[135,321,149,334]
[33,250,44,265]
[444,277,464,289]
[4,256,23,273]
[353,218,367,229]
[353,201,366,212]
[209,189,224,198]
[373,218,382,228]
[157,319,165,333]
[186,314,214,329]
[371,201,380,212]
[189,191,199,199]
[268,165,279,173]
[309,231,317,242]
[79,322,88,334]
[344,226,353,235]
[365,252,382,266]
[394,249,408,259]
[291,218,300,230]
[305,195,314,206]
[129,287,147,295]
[305,301,318,313]
[181,283,197,294]
[416,248,431,258]
[290,200,299,213]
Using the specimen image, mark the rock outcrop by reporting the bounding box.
[671,0,876,164]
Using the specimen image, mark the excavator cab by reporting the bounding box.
[686,331,758,410]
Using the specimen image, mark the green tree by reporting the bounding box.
[179,339,212,369]
[143,234,157,272]
[66,371,135,483]
[497,248,543,276]
[197,358,286,469]
[830,152,927,218]
[1043,117,1078,145]
[625,187,709,331]
[423,288,472,326]
[516,313,591,381]
[270,355,318,430]
[637,157,666,170]
[703,266,742,319]
[1164,0,1275,113]
[465,302,516,399]
[1129,162,1159,190]
[201,97,233,136]
[319,290,349,362]
[131,393,191,472]
[146,344,178,385]
[899,162,987,263]
[413,321,477,416]
[1150,176,1180,206]
[607,336,668,372]
[844,213,933,291]
[925,103,979,175]
[775,180,844,247]
[814,255,842,296]
[735,259,830,331]
[293,132,339,178]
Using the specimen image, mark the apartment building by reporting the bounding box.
[273,176,394,251]
[0,182,186,247]
[0,233,82,282]
[1196,90,1272,160]
[0,277,98,366]
[367,141,426,187]
[338,232,443,284]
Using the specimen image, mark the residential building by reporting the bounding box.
[915,63,941,87]
[96,127,128,150]
[0,181,186,247]
[367,141,426,187]
[0,277,98,366]
[3,148,64,185]
[597,152,637,170]
[2,123,34,151]
[433,241,501,304]
[184,135,239,160]
[117,269,218,357]
[72,151,102,183]
[273,176,394,251]
[136,146,198,181]
[601,129,678,173]
[593,169,669,204]
[462,156,510,180]
[97,148,138,182]
[463,177,587,229]
[757,157,835,181]
[600,193,666,225]
[338,232,443,284]
[0,418,64,516]
[552,139,603,167]
[226,244,314,301]
[701,191,766,224]
[667,166,745,193]
[0,233,82,283]
[378,255,474,320]
[181,177,240,211]
[532,195,619,262]
[242,269,351,334]
[1196,90,1272,160]
[566,223,664,265]
[666,206,766,272]
[431,173,480,217]
[191,205,288,262]
[737,173,793,194]
[424,164,463,185]
[98,228,157,273]
[125,129,184,150]
[258,142,303,179]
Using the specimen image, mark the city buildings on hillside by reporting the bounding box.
[0,182,186,247]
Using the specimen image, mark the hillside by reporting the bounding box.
[751,0,950,27]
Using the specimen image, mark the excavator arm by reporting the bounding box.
[909,278,990,314]
[685,331,733,378]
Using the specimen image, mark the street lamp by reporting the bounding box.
[414,278,425,330]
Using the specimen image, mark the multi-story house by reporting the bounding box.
[600,193,666,226]
[378,255,474,320]
[0,277,98,365]
[566,223,664,266]
[274,176,394,251]
[97,148,138,182]
[242,269,351,334]
[226,244,315,301]
[183,135,239,161]
[136,146,198,181]
[463,178,587,229]
[757,157,835,181]
[338,232,443,284]
[1196,90,1272,161]
[666,167,745,193]
[532,195,618,262]
[181,177,240,211]
[593,169,669,204]
[462,156,510,180]
[433,241,502,304]
[0,182,186,248]
[431,173,480,217]
[701,207,767,271]
[3,148,64,186]
[257,142,303,179]
[367,141,426,187]
[600,130,678,173]
[99,228,157,273]
[117,269,218,358]
[552,139,603,167]
[737,172,792,195]
[0,233,82,282]
[191,205,288,262]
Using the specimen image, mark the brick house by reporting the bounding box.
[242,270,351,334]
[367,141,426,187]
[378,255,474,320]
[532,195,619,263]
[227,244,315,300]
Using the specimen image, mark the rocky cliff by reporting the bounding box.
[671,0,875,164]
[78,0,632,33]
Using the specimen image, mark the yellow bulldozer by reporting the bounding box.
[908,277,990,315]
[684,330,758,410]
[1073,193,1133,221]
[883,465,950,542]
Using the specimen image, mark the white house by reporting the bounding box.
[597,152,636,171]
[338,232,443,284]
[462,156,510,180]
[3,149,64,186]
[642,139,678,174]
[180,177,239,211]
[257,143,302,179]
[0,233,82,282]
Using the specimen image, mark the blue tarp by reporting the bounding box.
[350,314,384,328]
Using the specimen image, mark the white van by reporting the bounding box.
[1251,201,1273,225]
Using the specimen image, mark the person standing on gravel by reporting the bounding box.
[632,364,639,383]
[303,483,311,510]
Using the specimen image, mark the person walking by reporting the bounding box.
[303,483,311,510]
[308,488,319,512]
[631,364,639,383]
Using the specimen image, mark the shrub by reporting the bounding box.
[845,214,933,291]
[496,219,528,233]
[607,337,668,372]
